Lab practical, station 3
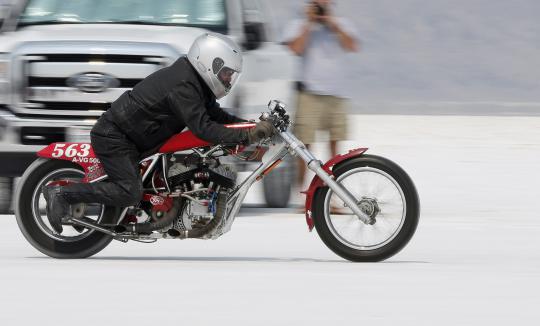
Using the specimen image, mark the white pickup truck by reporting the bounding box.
[0,0,298,212]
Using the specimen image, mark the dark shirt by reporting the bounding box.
[102,56,246,152]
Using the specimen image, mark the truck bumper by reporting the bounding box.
[0,107,95,177]
[0,149,37,177]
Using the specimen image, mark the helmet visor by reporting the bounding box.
[217,66,240,92]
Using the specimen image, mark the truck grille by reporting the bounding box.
[28,77,141,88]
[12,42,177,119]
[26,101,111,111]
[29,53,164,64]
[20,126,65,145]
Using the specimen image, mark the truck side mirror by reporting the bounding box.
[242,21,265,51]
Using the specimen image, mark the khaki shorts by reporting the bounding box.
[294,91,348,144]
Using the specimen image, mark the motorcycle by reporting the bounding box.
[15,100,420,262]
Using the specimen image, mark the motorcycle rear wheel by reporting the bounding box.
[312,155,420,262]
[15,158,119,259]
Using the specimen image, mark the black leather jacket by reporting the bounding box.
[101,56,247,153]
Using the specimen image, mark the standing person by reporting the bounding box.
[283,0,359,202]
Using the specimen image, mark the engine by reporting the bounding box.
[168,161,236,191]
[165,157,236,233]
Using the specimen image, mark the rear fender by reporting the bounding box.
[303,148,368,231]
[37,143,106,183]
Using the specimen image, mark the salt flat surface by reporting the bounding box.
[1,114,539,325]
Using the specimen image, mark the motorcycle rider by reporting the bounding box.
[42,33,275,233]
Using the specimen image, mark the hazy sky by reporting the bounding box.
[270,0,540,102]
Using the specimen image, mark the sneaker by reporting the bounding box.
[42,185,70,234]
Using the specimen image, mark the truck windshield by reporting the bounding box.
[18,0,227,32]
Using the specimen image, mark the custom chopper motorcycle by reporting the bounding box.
[15,100,420,262]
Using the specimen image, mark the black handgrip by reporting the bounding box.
[275,105,286,116]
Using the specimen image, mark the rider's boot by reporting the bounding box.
[42,185,70,234]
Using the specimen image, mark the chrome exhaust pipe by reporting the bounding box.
[68,217,120,237]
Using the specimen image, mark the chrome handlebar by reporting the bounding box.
[260,100,291,132]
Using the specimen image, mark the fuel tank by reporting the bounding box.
[158,122,256,153]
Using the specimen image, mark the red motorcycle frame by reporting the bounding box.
[37,129,368,232]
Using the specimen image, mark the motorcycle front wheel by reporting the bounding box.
[15,158,119,259]
[312,155,420,262]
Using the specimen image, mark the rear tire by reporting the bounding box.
[15,158,119,258]
[312,155,420,262]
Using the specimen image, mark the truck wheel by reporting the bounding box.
[263,160,294,208]
[0,177,13,214]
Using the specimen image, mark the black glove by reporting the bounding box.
[246,121,275,144]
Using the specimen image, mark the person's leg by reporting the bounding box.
[294,91,317,190]
[330,140,338,158]
[327,96,348,214]
[328,96,347,156]
[297,143,311,190]
[44,118,142,232]
[61,120,143,207]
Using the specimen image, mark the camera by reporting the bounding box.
[313,2,326,16]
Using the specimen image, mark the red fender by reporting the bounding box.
[37,142,106,183]
[302,148,368,231]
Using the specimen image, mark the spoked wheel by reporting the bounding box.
[15,159,119,258]
[312,155,420,262]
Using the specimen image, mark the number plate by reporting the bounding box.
[66,127,92,143]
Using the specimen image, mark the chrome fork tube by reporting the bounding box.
[279,132,317,163]
[280,131,374,225]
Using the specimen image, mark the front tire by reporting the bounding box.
[312,155,420,262]
[15,158,119,258]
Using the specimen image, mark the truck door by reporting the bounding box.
[236,0,297,117]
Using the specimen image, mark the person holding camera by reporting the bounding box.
[283,0,359,202]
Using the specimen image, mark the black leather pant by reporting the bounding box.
[60,116,143,207]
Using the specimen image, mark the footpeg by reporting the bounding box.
[72,224,86,233]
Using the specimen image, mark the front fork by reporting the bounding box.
[280,131,375,225]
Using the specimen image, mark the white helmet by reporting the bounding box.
[187,33,243,99]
